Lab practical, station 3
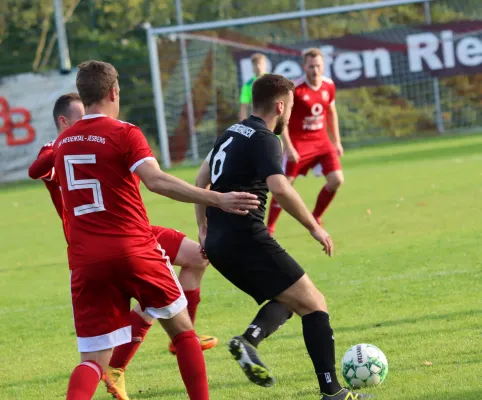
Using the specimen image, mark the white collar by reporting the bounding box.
[82,114,107,120]
[303,76,322,91]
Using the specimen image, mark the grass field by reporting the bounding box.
[1,134,481,400]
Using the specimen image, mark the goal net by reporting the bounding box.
[152,20,482,165]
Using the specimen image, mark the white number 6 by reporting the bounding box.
[64,154,106,216]
[211,136,233,183]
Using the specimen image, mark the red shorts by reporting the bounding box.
[71,246,186,352]
[284,151,341,178]
[151,226,186,262]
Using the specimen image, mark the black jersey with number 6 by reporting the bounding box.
[207,115,283,229]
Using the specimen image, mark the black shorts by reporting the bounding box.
[205,226,305,304]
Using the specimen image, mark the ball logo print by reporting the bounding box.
[0,96,36,146]
[342,344,388,389]
[311,103,323,116]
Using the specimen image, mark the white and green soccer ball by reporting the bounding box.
[341,344,388,389]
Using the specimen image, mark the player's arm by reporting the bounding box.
[194,159,211,248]
[255,133,332,255]
[327,102,343,156]
[280,126,300,163]
[135,159,259,216]
[267,174,332,256]
[28,148,54,180]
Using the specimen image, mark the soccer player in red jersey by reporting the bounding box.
[267,48,344,234]
[52,61,259,400]
[29,93,219,400]
[28,93,85,239]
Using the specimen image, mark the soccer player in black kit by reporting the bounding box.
[195,74,372,400]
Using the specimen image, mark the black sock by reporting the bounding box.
[242,300,293,348]
[302,311,342,395]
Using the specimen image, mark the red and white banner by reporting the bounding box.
[236,20,482,89]
[0,70,77,182]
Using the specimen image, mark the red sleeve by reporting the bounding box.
[123,125,155,172]
[28,146,55,180]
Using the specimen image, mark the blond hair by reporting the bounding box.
[302,48,323,64]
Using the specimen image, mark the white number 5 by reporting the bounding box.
[64,154,105,216]
[211,136,233,183]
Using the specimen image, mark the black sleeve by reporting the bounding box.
[252,132,284,180]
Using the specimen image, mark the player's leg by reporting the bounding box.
[312,152,344,224]
[241,300,293,349]
[206,231,297,387]
[108,231,213,379]
[227,300,293,387]
[67,353,107,400]
[134,248,209,400]
[275,274,372,399]
[176,237,208,326]
[68,263,132,400]
[157,309,209,400]
[170,236,218,353]
[106,304,153,396]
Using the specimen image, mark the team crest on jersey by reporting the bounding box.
[322,91,330,102]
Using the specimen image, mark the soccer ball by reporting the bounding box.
[341,344,388,389]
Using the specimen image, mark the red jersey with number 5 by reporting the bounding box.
[288,76,336,157]
[53,114,157,267]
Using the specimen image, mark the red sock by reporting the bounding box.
[109,310,152,370]
[184,288,201,325]
[66,361,102,400]
[267,198,282,232]
[173,330,209,400]
[313,185,336,220]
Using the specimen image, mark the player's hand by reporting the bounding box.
[310,225,334,257]
[335,143,344,157]
[287,147,300,163]
[220,192,260,215]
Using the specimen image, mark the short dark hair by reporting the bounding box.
[76,60,119,107]
[252,74,294,113]
[53,93,81,130]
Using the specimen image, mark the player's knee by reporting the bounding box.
[302,288,327,314]
[327,173,344,191]
[184,253,209,271]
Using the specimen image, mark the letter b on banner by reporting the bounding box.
[0,97,36,146]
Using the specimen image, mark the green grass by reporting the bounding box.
[1,134,481,400]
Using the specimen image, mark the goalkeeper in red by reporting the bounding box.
[267,48,344,234]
